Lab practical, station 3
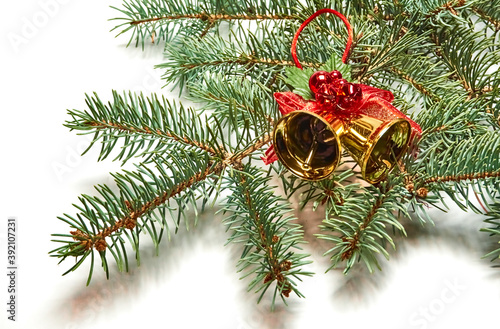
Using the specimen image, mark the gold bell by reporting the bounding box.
[341,114,411,184]
[273,111,343,180]
[273,110,411,184]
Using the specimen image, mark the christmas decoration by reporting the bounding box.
[266,9,422,183]
[50,0,500,309]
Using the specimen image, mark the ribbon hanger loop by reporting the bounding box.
[291,8,353,69]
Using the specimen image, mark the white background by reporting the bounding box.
[1,1,500,328]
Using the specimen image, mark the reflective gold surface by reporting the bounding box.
[273,110,411,183]
[273,111,342,180]
[341,115,411,184]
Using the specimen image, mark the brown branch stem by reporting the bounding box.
[71,134,273,252]
[357,26,409,83]
[472,7,500,31]
[239,173,292,297]
[422,170,500,186]
[390,67,441,102]
[425,0,466,18]
[181,56,320,70]
[341,185,395,260]
[72,162,224,250]
[230,134,273,164]
[130,13,299,26]
[199,20,216,39]
[87,120,219,155]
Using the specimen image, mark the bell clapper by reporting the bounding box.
[301,117,325,171]
[302,139,318,171]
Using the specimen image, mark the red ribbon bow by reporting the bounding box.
[262,8,422,165]
[262,88,422,164]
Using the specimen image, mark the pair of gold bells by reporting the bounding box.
[273,109,411,184]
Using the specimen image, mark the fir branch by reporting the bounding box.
[65,91,226,163]
[69,161,224,253]
[425,0,467,18]
[158,25,334,92]
[431,27,500,97]
[472,9,500,31]
[222,165,312,304]
[481,200,500,261]
[339,184,397,262]
[318,178,409,273]
[129,13,299,26]
[86,119,218,156]
[50,148,218,281]
[51,130,272,282]
[414,132,500,212]
[390,67,442,102]
[198,20,216,39]
[422,170,500,185]
[112,0,306,46]
[188,73,276,125]
[160,43,316,92]
[416,95,491,150]
[472,0,500,31]
[178,56,307,70]
[355,16,429,82]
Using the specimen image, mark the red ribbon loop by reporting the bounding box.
[291,8,353,69]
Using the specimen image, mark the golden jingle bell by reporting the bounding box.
[341,113,411,184]
[273,111,343,180]
[273,109,411,184]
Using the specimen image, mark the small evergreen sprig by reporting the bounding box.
[222,165,313,304]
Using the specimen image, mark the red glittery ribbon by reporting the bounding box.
[262,9,422,165]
